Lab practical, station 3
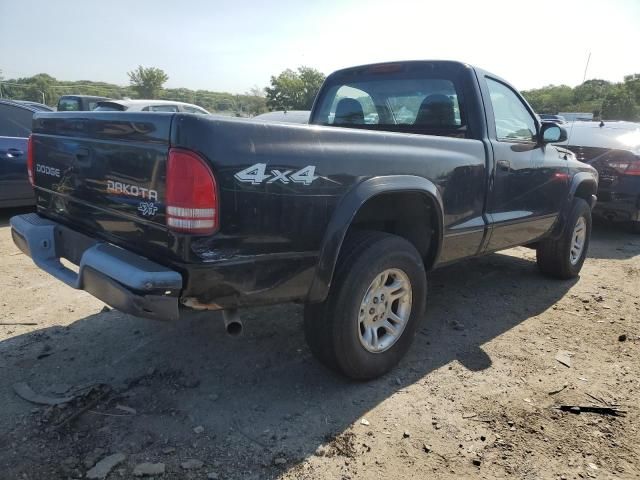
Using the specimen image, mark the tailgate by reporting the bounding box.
[32,112,173,259]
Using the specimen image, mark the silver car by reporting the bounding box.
[93,99,209,114]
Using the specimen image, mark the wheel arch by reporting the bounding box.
[307,175,444,303]
[549,172,597,239]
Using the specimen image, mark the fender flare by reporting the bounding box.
[307,175,444,303]
[551,172,598,239]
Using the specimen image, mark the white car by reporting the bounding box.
[93,99,209,114]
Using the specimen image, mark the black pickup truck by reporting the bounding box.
[11,61,598,379]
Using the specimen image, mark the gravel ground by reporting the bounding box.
[0,207,638,480]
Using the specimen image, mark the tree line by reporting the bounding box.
[522,78,640,121]
[2,65,639,121]
[0,66,270,116]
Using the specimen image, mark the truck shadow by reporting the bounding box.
[0,207,35,227]
[589,219,640,260]
[0,250,578,478]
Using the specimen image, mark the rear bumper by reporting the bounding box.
[10,213,183,321]
[592,193,640,223]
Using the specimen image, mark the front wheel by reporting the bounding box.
[537,198,592,279]
[304,231,427,380]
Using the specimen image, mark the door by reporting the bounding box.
[482,77,569,251]
[0,103,34,205]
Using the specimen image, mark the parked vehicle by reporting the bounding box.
[13,100,55,112]
[559,112,594,122]
[538,114,567,125]
[93,99,210,114]
[254,110,310,123]
[57,95,110,112]
[559,121,640,232]
[11,60,598,379]
[0,100,37,207]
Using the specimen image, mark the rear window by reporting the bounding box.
[93,102,126,111]
[311,64,467,137]
[58,98,81,111]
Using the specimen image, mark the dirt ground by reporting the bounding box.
[0,207,638,480]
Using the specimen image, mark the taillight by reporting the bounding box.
[166,148,218,234]
[27,134,35,186]
[625,157,640,176]
[607,157,640,176]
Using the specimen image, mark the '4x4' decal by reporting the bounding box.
[234,163,318,185]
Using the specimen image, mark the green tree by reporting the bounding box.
[127,66,169,99]
[601,84,638,120]
[265,66,325,110]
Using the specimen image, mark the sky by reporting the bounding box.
[1,0,639,94]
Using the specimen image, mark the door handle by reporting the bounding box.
[7,148,24,158]
[497,160,510,171]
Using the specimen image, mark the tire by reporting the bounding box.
[537,198,592,279]
[304,231,427,380]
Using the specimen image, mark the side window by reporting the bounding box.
[0,104,33,138]
[486,78,537,142]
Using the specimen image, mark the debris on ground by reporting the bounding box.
[83,448,106,469]
[274,457,287,466]
[12,382,74,405]
[52,384,112,429]
[325,430,358,458]
[360,418,370,426]
[193,425,205,434]
[86,453,126,480]
[555,350,572,368]
[548,383,569,395]
[115,404,137,415]
[181,459,204,470]
[618,334,627,342]
[133,462,165,476]
[555,405,626,417]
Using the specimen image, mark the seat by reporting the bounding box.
[333,98,364,125]
[414,94,455,127]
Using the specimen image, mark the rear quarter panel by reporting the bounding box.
[171,115,487,303]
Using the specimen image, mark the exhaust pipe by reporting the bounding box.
[222,309,243,336]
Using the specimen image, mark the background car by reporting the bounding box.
[559,120,640,232]
[57,95,110,111]
[13,100,55,111]
[538,113,567,124]
[93,99,210,114]
[0,99,36,207]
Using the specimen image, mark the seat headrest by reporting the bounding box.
[334,98,365,125]
[415,94,455,127]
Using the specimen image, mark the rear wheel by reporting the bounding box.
[304,231,427,380]
[537,198,592,279]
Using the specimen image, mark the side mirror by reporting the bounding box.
[540,122,567,144]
